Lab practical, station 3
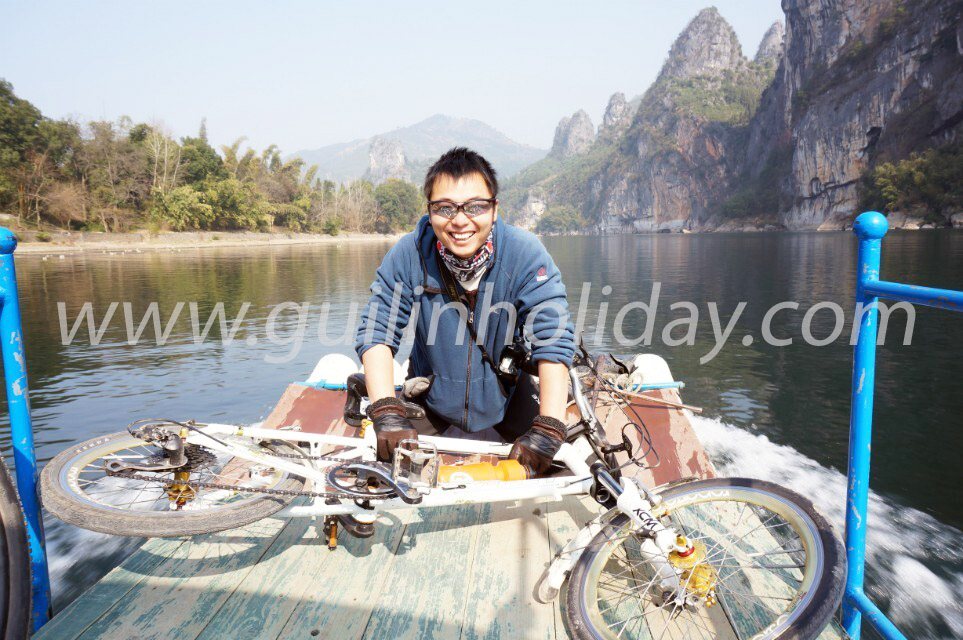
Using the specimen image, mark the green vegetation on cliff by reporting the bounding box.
[535,205,585,234]
[0,80,422,234]
[859,141,963,220]
[665,64,775,126]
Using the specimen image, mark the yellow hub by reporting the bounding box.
[167,470,196,506]
[668,535,718,605]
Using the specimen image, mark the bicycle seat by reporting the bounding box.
[343,373,426,427]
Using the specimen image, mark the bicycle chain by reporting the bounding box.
[103,458,390,502]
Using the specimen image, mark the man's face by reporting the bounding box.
[428,172,497,259]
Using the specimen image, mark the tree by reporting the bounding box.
[203,178,266,231]
[18,119,81,224]
[0,79,44,214]
[77,119,150,231]
[536,205,585,234]
[374,179,423,233]
[341,179,375,231]
[143,125,181,197]
[221,137,247,178]
[180,135,224,185]
[154,184,213,230]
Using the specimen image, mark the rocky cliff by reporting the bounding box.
[505,1,963,233]
[755,21,785,63]
[504,7,774,232]
[599,93,633,137]
[765,0,963,228]
[657,7,747,81]
[551,110,597,157]
[362,137,410,185]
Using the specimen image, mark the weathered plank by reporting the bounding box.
[545,496,602,640]
[33,536,189,640]
[193,509,330,640]
[458,499,557,640]
[277,508,418,639]
[360,504,488,639]
[74,517,289,640]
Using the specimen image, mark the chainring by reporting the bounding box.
[326,462,398,499]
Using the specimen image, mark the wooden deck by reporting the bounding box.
[34,381,847,639]
[36,494,607,639]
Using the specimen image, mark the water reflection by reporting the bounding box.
[2,231,962,609]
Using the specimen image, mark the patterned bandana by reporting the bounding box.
[436,228,495,283]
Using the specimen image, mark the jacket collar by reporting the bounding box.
[416,214,505,274]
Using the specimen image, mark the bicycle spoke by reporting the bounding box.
[581,487,824,640]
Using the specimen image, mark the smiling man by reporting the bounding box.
[355,147,575,476]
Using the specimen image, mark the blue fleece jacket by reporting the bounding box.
[355,215,575,432]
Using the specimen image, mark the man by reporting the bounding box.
[354,147,575,476]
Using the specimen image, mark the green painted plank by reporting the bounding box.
[278,508,418,639]
[458,500,556,640]
[361,504,488,639]
[34,537,189,640]
[194,513,330,640]
[546,496,601,640]
[74,517,289,640]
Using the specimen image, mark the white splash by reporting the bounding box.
[690,414,963,638]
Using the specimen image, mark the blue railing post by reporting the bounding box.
[844,212,889,638]
[0,228,52,629]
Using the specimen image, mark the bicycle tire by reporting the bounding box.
[565,477,845,640]
[1,457,31,640]
[41,431,307,537]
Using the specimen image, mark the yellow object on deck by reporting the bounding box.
[438,459,527,483]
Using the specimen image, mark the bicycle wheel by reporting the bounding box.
[566,478,845,640]
[41,431,307,538]
[1,457,31,640]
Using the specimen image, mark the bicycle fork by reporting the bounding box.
[535,465,687,605]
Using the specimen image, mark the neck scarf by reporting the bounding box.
[436,228,495,283]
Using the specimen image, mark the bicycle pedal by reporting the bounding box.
[336,514,375,539]
[322,516,340,550]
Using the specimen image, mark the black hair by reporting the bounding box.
[423,147,498,200]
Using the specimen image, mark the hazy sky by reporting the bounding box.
[2,1,783,155]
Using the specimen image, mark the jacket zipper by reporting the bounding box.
[462,302,476,430]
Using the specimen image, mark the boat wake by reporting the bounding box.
[690,414,963,639]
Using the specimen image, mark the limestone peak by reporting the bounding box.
[657,7,746,81]
[550,110,596,158]
[755,21,785,63]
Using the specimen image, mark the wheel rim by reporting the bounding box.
[582,486,823,640]
[59,435,297,516]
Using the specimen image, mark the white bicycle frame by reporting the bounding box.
[173,368,687,603]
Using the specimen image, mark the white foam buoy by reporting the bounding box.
[306,353,359,385]
[306,353,408,388]
[627,354,674,385]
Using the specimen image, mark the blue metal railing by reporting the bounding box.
[0,228,52,630]
[845,212,963,639]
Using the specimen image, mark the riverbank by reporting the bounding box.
[12,229,404,254]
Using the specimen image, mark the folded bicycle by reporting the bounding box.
[41,351,845,639]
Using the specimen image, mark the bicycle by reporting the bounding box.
[40,349,845,639]
[1,456,31,640]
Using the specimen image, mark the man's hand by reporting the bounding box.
[509,415,567,477]
[367,397,418,462]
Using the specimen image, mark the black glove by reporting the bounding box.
[366,397,418,462]
[509,415,567,477]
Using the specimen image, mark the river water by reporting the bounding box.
[3,230,961,637]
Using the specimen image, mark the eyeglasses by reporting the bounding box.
[427,198,496,219]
